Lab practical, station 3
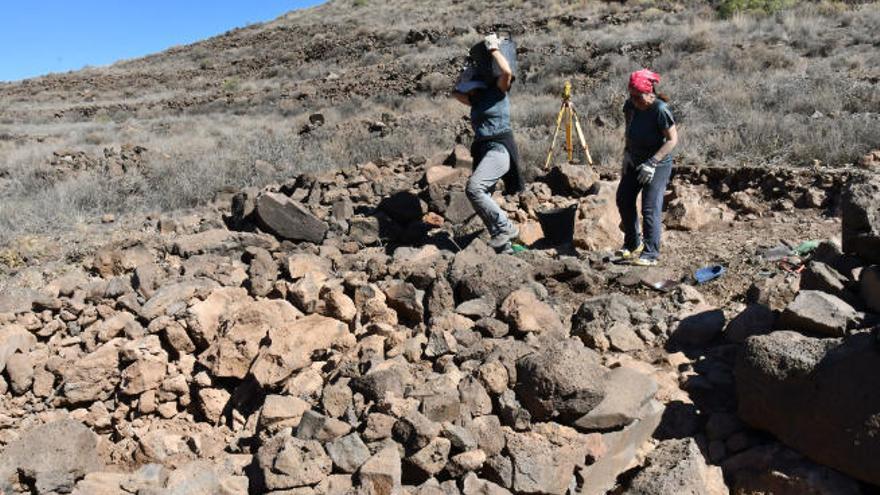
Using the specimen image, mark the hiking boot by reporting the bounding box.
[632,256,658,267]
[616,243,644,260]
[489,223,520,249]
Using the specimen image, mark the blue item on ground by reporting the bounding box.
[695,265,726,284]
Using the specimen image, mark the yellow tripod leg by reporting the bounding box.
[566,104,573,163]
[572,109,593,166]
[544,104,566,169]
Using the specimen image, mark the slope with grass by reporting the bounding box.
[0,0,878,247]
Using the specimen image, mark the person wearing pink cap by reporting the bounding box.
[615,69,679,266]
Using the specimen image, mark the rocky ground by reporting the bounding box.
[0,148,878,495]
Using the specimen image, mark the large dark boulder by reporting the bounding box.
[735,330,880,485]
[861,265,880,313]
[449,240,534,303]
[841,176,880,264]
[671,307,726,347]
[623,438,728,495]
[255,192,327,243]
[515,339,606,421]
[0,419,102,494]
[799,261,857,305]
[724,303,775,343]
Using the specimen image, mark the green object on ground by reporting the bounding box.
[794,240,820,255]
[511,243,528,253]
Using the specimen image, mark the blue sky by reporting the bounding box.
[0,1,324,82]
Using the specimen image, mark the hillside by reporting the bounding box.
[1,0,878,248]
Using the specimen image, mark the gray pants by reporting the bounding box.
[466,144,512,237]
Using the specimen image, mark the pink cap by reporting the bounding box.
[629,69,660,93]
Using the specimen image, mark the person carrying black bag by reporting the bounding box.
[451,34,523,254]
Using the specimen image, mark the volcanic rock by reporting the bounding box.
[499,288,565,335]
[358,446,402,495]
[575,367,657,431]
[256,434,332,490]
[841,176,880,263]
[255,192,328,243]
[778,290,857,337]
[0,419,102,494]
[250,313,352,386]
[736,330,880,485]
[623,438,728,494]
[515,339,606,421]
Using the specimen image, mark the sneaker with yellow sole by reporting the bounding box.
[616,243,644,261]
[632,256,658,267]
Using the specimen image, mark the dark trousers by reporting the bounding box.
[615,163,672,260]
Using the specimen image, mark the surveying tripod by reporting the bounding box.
[544,81,593,169]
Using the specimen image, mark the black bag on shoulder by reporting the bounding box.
[468,36,517,86]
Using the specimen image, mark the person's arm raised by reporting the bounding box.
[484,34,512,93]
[491,50,513,93]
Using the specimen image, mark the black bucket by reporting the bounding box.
[537,204,577,245]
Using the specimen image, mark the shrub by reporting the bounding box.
[671,30,715,54]
[717,0,800,18]
[221,78,240,92]
[419,72,452,95]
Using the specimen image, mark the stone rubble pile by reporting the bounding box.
[0,153,876,494]
[735,173,880,489]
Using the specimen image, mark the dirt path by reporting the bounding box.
[608,210,840,309]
